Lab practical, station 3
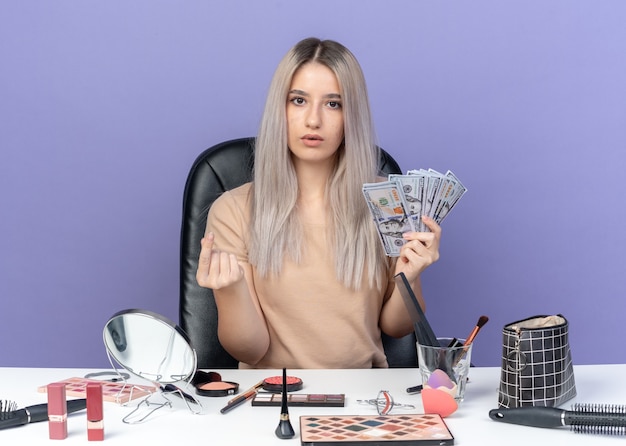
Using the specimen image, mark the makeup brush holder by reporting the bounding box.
[417,338,472,403]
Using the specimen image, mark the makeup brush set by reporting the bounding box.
[394,272,489,352]
[394,271,489,419]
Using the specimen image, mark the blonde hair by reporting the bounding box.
[249,37,387,291]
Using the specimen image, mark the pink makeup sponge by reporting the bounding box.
[424,369,457,399]
[425,369,455,390]
[422,388,458,418]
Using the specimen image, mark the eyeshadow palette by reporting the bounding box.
[300,414,454,445]
[252,393,345,407]
[38,377,156,405]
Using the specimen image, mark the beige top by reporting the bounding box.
[208,183,392,369]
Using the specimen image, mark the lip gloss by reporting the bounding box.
[47,382,68,440]
[86,382,104,441]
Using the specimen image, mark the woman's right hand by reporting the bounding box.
[196,232,245,289]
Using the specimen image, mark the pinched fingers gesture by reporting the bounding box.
[196,233,245,290]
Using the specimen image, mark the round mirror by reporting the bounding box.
[103,309,197,384]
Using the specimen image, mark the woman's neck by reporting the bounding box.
[293,159,333,224]
[293,156,333,195]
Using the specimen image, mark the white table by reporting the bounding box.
[1,365,624,444]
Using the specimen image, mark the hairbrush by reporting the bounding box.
[0,400,17,421]
[0,398,87,430]
[489,403,626,435]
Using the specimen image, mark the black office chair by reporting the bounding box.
[179,137,418,368]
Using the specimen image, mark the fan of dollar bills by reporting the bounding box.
[362,169,466,256]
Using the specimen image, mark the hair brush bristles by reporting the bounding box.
[569,403,626,435]
[490,403,626,435]
[572,424,626,435]
[0,400,18,420]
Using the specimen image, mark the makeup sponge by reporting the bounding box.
[422,388,458,418]
[422,369,458,417]
[425,369,455,392]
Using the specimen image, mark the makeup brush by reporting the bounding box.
[451,315,488,366]
[489,404,626,435]
[394,273,439,347]
[274,368,295,439]
[463,315,489,347]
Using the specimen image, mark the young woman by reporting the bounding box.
[196,37,441,368]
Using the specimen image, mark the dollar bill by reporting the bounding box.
[363,170,466,255]
[362,181,415,256]
[388,173,426,231]
[420,170,444,231]
[432,170,467,224]
[406,168,467,230]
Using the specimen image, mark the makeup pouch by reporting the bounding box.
[497,314,576,408]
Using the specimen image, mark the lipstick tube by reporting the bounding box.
[47,382,68,440]
[86,382,104,441]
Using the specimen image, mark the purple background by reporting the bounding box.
[2,1,625,369]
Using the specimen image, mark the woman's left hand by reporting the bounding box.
[394,215,441,282]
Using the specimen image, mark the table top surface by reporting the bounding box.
[1,364,625,445]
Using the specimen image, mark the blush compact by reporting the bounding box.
[191,371,239,397]
[262,374,303,393]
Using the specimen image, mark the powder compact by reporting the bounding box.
[262,375,303,393]
[191,371,239,397]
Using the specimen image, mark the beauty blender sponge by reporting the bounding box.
[425,369,455,390]
[421,388,458,418]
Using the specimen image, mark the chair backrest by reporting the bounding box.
[179,137,418,368]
